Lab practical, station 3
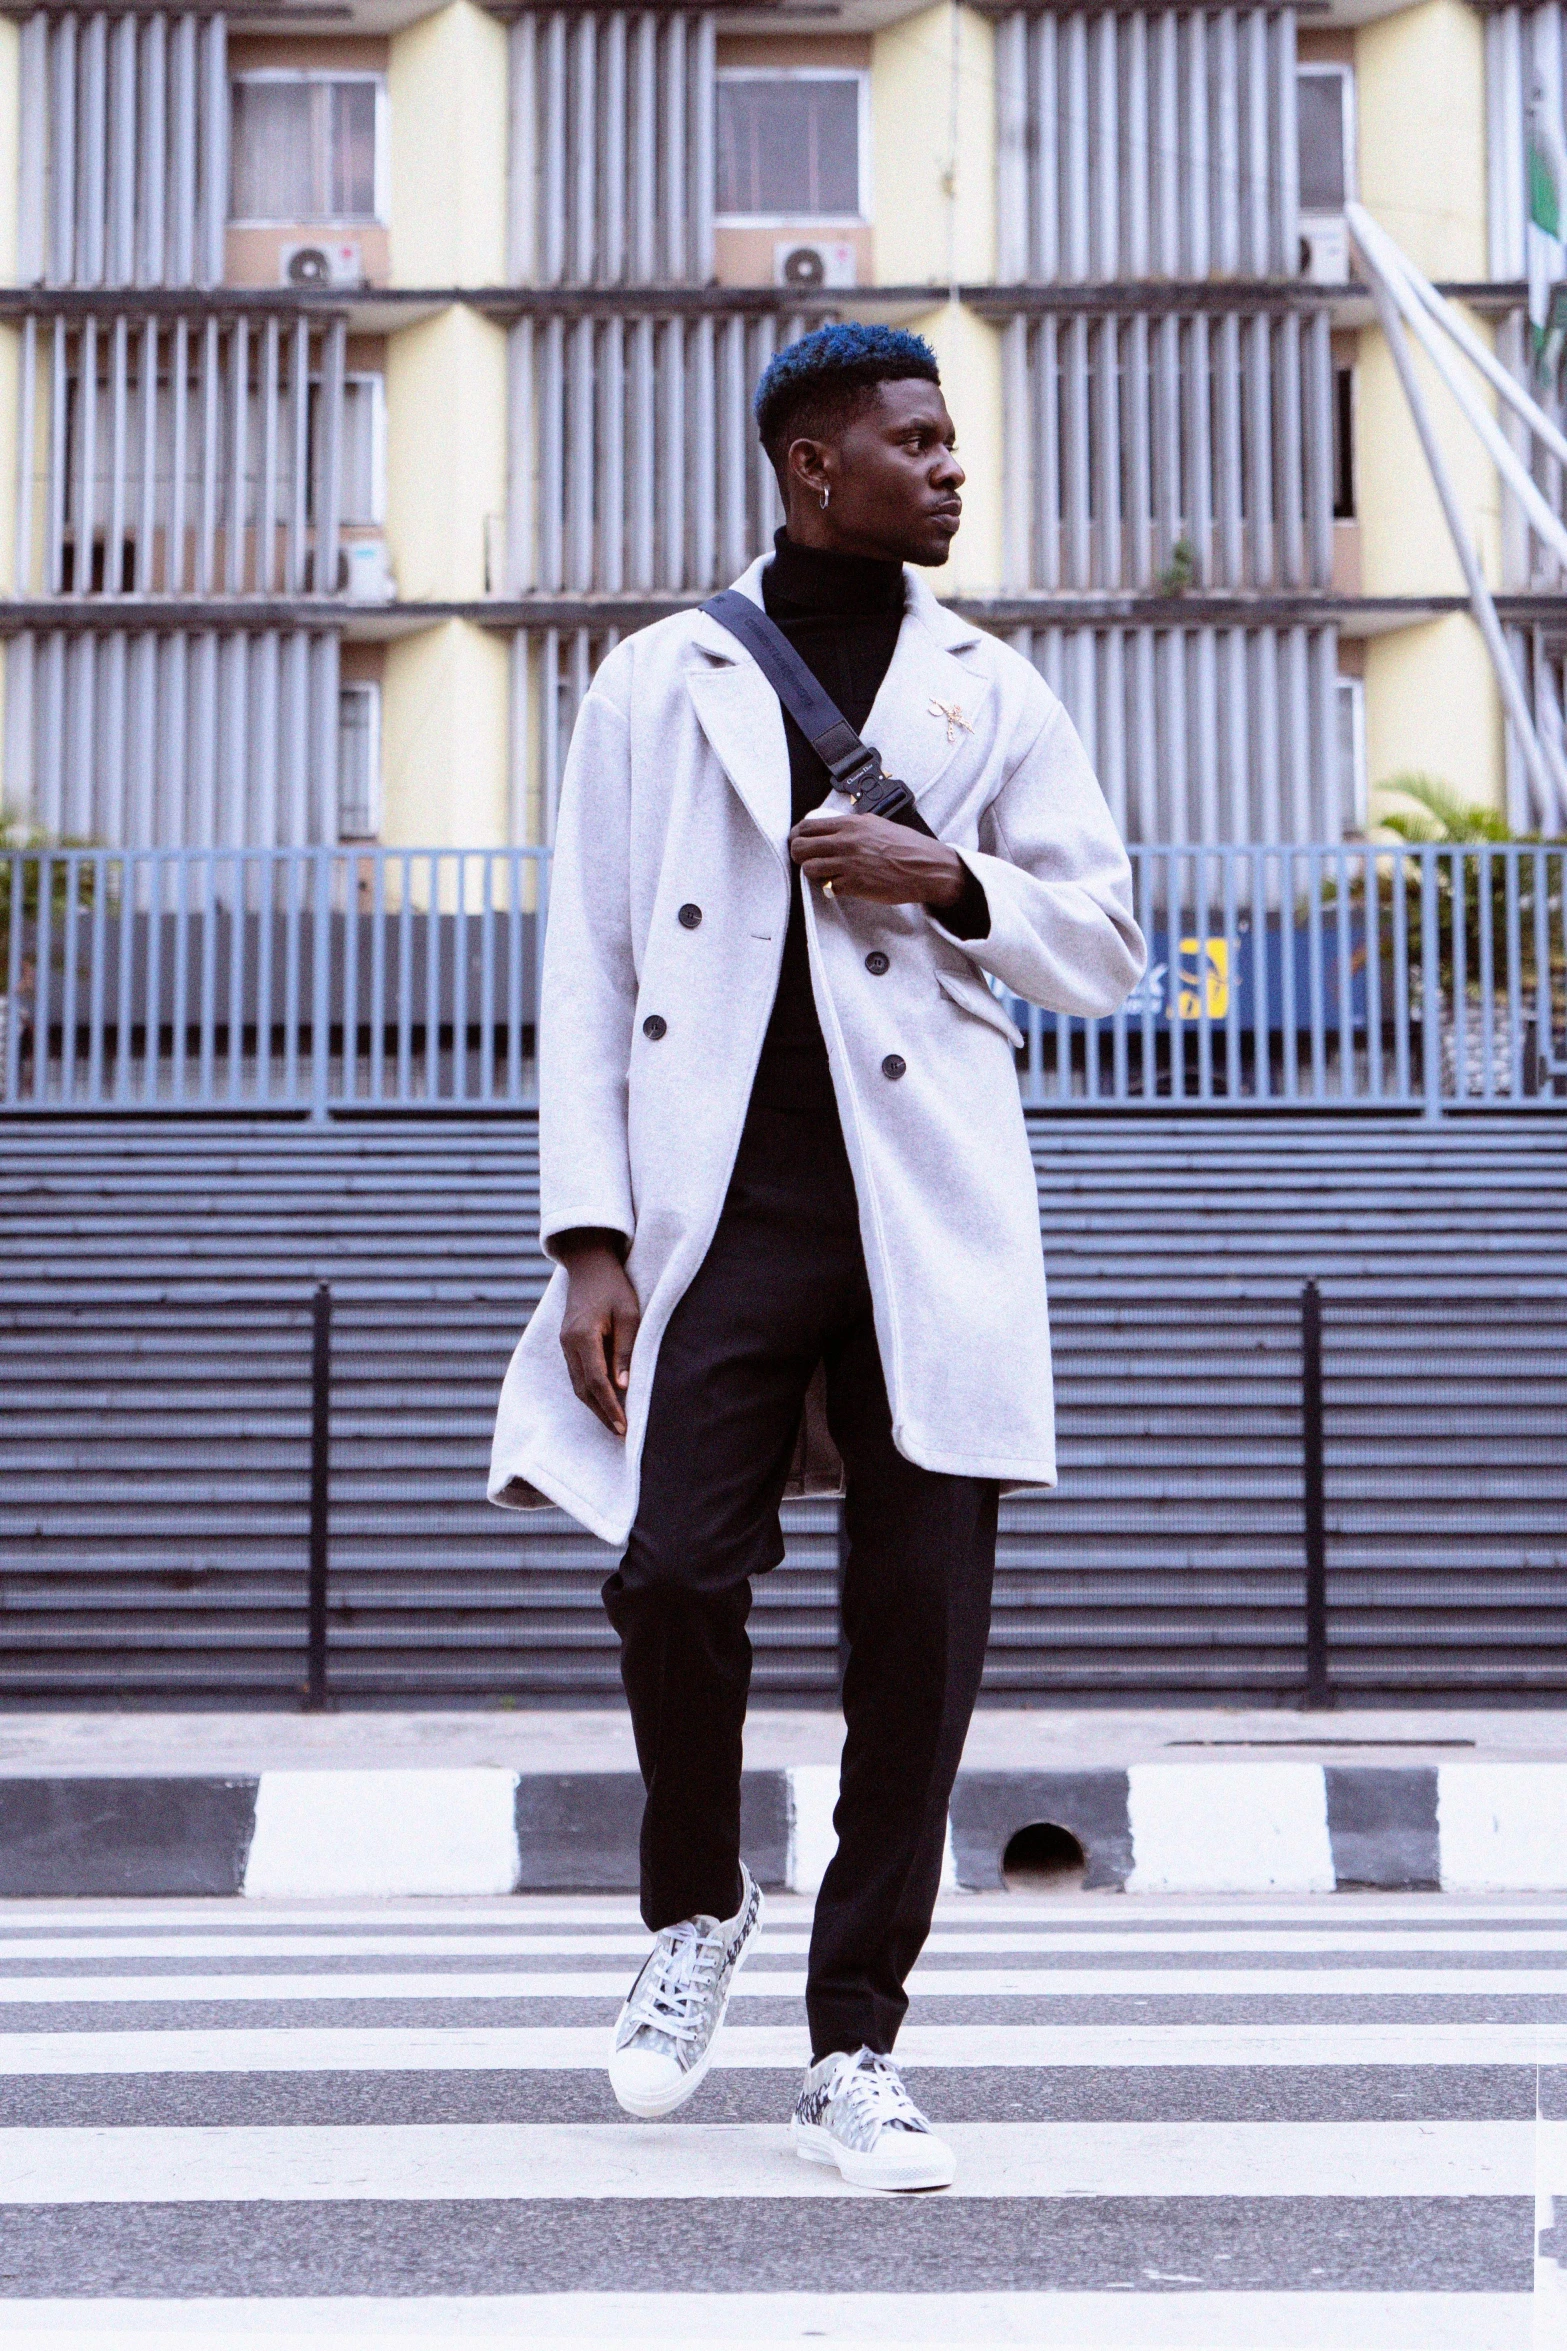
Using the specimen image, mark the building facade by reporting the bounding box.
[0,0,1562,858]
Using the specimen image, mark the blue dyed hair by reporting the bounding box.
[752,323,941,470]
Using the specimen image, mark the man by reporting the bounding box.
[491,323,1144,2191]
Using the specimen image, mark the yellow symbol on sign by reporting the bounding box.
[1173,936,1230,1021]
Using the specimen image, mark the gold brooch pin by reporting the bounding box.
[928,697,973,743]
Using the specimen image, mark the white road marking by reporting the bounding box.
[2,1898,1565,1930]
[0,1965,1561,2003]
[0,2290,1533,2348]
[0,2019,1560,2074]
[0,2118,1539,2203]
[3,1928,1567,1961]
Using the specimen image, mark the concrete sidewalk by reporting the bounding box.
[2,1708,1566,1901]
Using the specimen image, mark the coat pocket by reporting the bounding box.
[936,964,1026,1051]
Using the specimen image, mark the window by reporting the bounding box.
[715,72,866,220]
[1297,66,1354,215]
[339,374,386,528]
[231,74,384,224]
[1336,676,1367,833]
[1333,365,1355,518]
[338,683,381,840]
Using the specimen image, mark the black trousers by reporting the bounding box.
[601,1097,999,2060]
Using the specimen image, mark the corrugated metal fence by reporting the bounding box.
[3,842,1563,1113]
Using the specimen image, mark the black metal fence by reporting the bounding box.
[4,1277,1563,1706]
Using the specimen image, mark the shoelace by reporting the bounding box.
[825,2050,931,2139]
[624,1920,725,2046]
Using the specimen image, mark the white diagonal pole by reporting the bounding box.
[1349,201,1567,473]
[1353,249,1562,822]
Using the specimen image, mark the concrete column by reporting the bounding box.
[388,0,508,290]
[384,305,507,603]
[381,619,510,849]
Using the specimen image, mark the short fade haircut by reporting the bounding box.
[753,323,941,477]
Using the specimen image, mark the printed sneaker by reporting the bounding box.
[791,2046,956,2191]
[607,1862,763,2119]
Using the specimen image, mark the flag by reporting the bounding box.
[1527,75,1567,376]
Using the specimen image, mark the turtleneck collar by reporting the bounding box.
[763,527,906,620]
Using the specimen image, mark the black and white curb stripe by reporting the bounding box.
[1,1763,1564,1896]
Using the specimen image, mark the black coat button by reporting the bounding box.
[642,1015,667,1040]
[678,903,702,929]
[881,1053,906,1080]
[865,951,890,975]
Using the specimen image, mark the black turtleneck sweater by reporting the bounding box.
[748,530,989,1115]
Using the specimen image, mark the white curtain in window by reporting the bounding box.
[715,77,860,217]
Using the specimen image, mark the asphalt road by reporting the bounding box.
[0,1887,1558,2348]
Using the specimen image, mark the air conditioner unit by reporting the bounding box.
[343,540,394,602]
[774,240,857,291]
[280,239,364,289]
[1298,217,1349,286]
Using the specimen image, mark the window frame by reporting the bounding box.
[340,370,387,529]
[1296,62,1356,218]
[337,679,382,842]
[713,66,872,228]
[1336,674,1367,834]
[229,69,390,229]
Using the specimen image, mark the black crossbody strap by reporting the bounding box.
[701,588,933,837]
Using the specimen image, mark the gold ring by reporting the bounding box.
[823,878,836,899]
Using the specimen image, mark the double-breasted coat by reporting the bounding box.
[489,557,1145,1545]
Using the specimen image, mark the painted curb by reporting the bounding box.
[2,1765,1566,1897]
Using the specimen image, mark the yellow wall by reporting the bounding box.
[1355,0,1488,282]
[1364,615,1504,817]
[381,619,511,849]
[1355,311,1503,598]
[387,0,508,289]
[906,299,1003,596]
[871,3,996,287]
[384,305,507,602]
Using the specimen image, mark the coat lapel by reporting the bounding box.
[684,561,793,853]
[685,558,991,844]
[863,578,995,812]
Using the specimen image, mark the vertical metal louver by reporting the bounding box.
[506,305,791,594]
[2,629,341,848]
[1000,301,1333,592]
[507,615,1342,849]
[995,5,1300,284]
[16,9,229,290]
[1015,620,1342,845]
[1505,623,1567,832]
[507,10,717,286]
[13,311,349,599]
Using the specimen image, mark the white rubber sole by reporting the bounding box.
[606,1883,764,2121]
[791,2116,956,2192]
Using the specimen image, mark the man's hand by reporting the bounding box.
[556,1233,641,1438]
[789,811,966,909]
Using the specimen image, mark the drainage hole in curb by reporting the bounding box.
[1002,1821,1086,1892]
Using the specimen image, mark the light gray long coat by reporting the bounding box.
[489,557,1145,1545]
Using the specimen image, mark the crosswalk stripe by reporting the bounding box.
[3,1928,1566,1959]
[4,1898,1567,1929]
[0,2289,1535,2349]
[0,1965,1560,2003]
[0,2117,1541,2203]
[0,2019,1556,2073]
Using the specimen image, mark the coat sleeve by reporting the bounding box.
[941,688,1146,1018]
[537,661,638,1259]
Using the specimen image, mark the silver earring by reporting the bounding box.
[819,484,830,511]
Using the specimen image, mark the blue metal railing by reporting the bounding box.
[2,842,1563,1113]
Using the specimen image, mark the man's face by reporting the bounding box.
[786,378,965,566]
